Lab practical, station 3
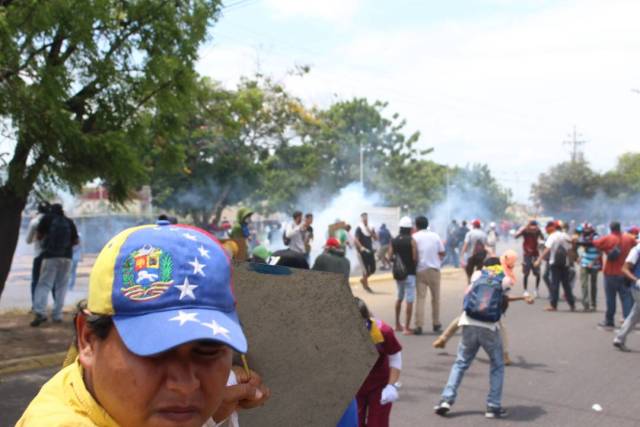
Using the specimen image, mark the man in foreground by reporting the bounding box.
[612,242,640,351]
[18,223,268,426]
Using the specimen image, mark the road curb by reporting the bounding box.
[0,352,66,378]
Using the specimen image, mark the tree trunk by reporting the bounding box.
[0,187,27,300]
[210,184,232,228]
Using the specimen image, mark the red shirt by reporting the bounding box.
[517,226,543,257]
[593,232,636,276]
[357,320,402,395]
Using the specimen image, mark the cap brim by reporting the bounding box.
[113,309,247,356]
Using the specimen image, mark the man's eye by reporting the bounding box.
[194,346,225,357]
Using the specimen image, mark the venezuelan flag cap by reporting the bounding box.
[88,220,247,355]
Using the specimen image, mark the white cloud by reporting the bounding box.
[199,0,640,202]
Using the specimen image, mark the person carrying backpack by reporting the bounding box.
[460,219,488,284]
[535,221,575,312]
[434,257,531,419]
[387,216,417,335]
[31,203,79,327]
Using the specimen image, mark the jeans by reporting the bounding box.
[549,265,575,308]
[543,263,551,295]
[441,325,504,408]
[33,258,72,320]
[580,267,598,309]
[614,286,640,345]
[604,275,633,325]
[443,244,459,267]
[396,275,416,303]
[30,254,43,306]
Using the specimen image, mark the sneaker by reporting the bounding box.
[30,315,47,327]
[485,406,508,419]
[523,290,530,298]
[434,400,452,416]
[433,324,442,333]
[613,341,631,352]
[598,321,614,328]
[413,326,423,336]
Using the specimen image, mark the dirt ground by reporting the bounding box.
[0,311,74,363]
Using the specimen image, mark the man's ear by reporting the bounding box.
[76,314,98,369]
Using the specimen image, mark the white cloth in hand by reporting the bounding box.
[380,384,399,405]
[635,279,640,290]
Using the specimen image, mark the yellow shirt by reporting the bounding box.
[16,359,119,427]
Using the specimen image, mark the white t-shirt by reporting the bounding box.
[413,229,445,272]
[458,270,512,331]
[626,244,640,266]
[285,222,306,254]
[545,230,571,266]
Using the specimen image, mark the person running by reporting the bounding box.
[388,217,417,335]
[355,213,378,293]
[433,257,531,419]
[432,250,532,366]
[355,298,402,427]
[460,219,488,284]
[515,220,544,298]
[612,242,640,351]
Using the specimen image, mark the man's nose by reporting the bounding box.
[165,359,200,394]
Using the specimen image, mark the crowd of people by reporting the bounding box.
[18,203,640,426]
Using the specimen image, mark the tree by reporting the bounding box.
[299,98,428,194]
[600,152,640,198]
[0,1,222,298]
[530,159,599,217]
[151,76,307,227]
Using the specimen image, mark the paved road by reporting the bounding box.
[2,268,639,427]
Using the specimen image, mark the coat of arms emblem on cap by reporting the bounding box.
[121,244,174,301]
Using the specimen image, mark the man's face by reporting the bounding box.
[80,323,232,427]
[304,216,313,226]
[294,215,302,225]
[361,214,368,225]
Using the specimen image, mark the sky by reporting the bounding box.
[197,0,640,203]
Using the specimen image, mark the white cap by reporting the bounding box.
[399,216,413,228]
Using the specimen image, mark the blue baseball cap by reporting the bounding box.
[87,221,247,356]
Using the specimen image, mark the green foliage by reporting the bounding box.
[600,152,640,199]
[0,0,222,201]
[150,75,307,226]
[531,159,600,216]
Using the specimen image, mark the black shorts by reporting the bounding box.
[465,251,486,277]
[359,249,377,276]
[523,255,540,275]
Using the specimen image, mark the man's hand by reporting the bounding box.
[380,384,399,405]
[212,367,271,423]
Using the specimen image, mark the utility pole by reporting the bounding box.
[563,125,586,163]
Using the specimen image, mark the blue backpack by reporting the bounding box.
[463,270,505,322]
